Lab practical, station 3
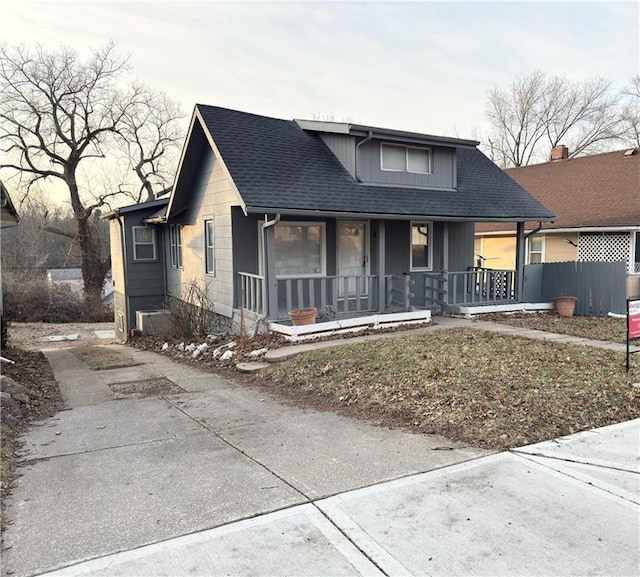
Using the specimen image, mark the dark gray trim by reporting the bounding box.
[245,207,552,223]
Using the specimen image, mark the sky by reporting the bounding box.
[3,1,639,142]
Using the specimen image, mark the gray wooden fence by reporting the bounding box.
[523,261,627,316]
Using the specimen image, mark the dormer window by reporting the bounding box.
[381,143,431,174]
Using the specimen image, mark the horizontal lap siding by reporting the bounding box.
[109,219,125,295]
[166,147,237,318]
[545,233,578,262]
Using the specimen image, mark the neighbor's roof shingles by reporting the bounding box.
[476,149,640,233]
[194,105,554,222]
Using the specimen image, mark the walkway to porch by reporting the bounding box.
[238,267,519,321]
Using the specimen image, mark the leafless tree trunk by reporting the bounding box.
[0,43,184,314]
[485,72,627,167]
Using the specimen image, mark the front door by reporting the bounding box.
[337,221,368,297]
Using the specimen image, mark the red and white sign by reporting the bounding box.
[629,300,640,340]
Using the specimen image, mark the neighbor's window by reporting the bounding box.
[274,222,325,277]
[169,224,183,268]
[527,236,544,264]
[410,222,432,270]
[132,226,156,261]
[381,144,431,174]
[205,220,215,274]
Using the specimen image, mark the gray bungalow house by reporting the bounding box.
[106,105,553,341]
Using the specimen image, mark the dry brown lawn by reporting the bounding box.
[476,312,627,344]
[258,328,640,450]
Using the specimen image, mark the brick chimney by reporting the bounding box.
[550,145,569,161]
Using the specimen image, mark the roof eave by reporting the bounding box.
[294,119,479,148]
[245,206,554,222]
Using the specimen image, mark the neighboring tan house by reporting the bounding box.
[106,105,553,341]
[475,146,640,298]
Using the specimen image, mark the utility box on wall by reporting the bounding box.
[136,310,172,336]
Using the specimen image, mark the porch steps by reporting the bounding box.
[268,310,431,343]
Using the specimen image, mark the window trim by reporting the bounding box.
[527,235,545,265]
[274,221,327,279]
[381,143,432,175]
[132,226,157,262]
[169,224,183,269]
[205,219,215,275]
[410,221,433,272]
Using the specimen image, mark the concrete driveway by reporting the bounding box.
[2,344,638,577]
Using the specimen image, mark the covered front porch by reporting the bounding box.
[238,267,519,321]
[233,213,528,322]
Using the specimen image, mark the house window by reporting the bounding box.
[410,222,432,271]
[381,144,431,174]
[205,220,215,274]
[132,226,156,261]
[634,232,640,273]
[169,224,183,268]
[274,222,325,277]
[527,236,545,264]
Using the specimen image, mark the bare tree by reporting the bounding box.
[485,72,626,167]
[621,75,640,147]
[0,42,184,313]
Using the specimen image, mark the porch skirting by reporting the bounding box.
[269,310,431,342]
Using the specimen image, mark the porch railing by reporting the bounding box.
[443,268,517,305]
[385,274,414,311]
[238,268,518,319]
[277,275,378,319]
[238,272,266,316]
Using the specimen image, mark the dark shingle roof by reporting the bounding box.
[196,105,554,221]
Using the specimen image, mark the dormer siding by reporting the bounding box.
[319,133,456,189]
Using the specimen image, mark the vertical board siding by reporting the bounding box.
[319,134,356,177]
[447,222,474,271]
[124,215,165,295]
[385,220,410,275]
[524,261,627,315]
[358,140,455,188]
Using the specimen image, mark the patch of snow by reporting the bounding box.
[185,343,197,353]
[248,348,268,357]
[220,350,235,361]
[161,342,169,351]
[176,342,185,352]
[40,334,80,342]
[193,343,209,358]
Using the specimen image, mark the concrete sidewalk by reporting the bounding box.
[3,334,639,577]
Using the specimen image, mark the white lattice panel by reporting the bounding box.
[577,233,632,271]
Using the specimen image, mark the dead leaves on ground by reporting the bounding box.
[263,329,640,450]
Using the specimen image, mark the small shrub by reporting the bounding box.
[2,270,85,322]
[165,281,224,338]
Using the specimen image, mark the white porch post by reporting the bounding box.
[515,221,526,301]
[377,220,386,312]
